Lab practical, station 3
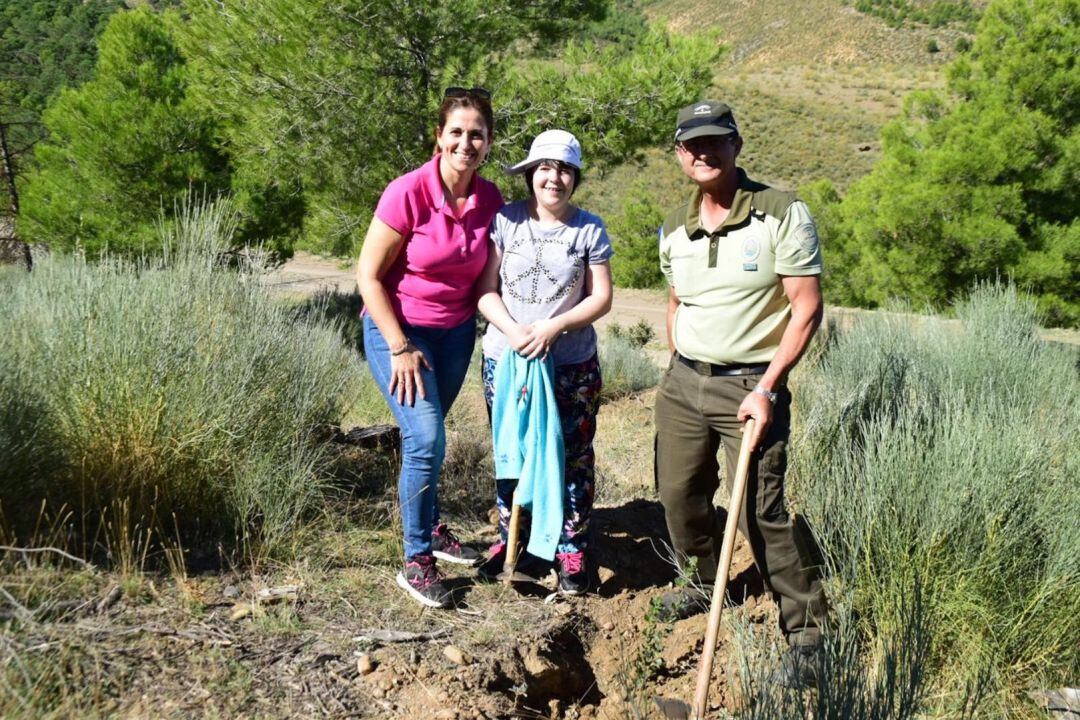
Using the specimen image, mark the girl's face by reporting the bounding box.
[531,160,576,215]
[436,108,490,175]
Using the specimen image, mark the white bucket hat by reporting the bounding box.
[505,129,583,175]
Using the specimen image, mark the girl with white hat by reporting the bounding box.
[475,129,614,595]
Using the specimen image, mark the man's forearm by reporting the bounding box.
[757,301,822,392]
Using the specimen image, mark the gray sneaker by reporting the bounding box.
[396,555,451,608]
[431,523,481,566]
[556,551,588,596]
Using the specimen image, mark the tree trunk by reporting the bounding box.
[0,122,19,218]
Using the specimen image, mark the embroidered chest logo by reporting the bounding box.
[741,236,760,272]
[503,233,582,304]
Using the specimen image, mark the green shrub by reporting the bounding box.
[822,0,1080,327]
[852,0,981,30]
[787,283,1079,715]
[16,7,233,258]
[608,184,666,289]
[598,330,660,401]
[0,199,359,558]
[606,319,656,349]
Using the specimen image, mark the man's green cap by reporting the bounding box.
[674,100,739,142]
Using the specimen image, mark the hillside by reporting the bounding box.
[578,0,969,218]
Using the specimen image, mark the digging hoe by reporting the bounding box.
[495,499,537,583]
[655,418,756,720]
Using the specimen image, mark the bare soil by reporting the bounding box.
[2,494,775,719]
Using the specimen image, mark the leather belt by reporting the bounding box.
[675,353,768,377]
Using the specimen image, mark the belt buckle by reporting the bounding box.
[693,359,712,376]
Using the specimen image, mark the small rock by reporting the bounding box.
[222,584,239,599]
[600,619,614,631]
[443,645,468,665]
[229,603,252,621]
[597,567,616,584]
[356,654,376,675]
[435,709,457,719]
[371,687,385,698]
[378,678,392,691]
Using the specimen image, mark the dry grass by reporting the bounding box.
[594,389,658,506]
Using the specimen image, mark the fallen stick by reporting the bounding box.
[96,584,123,614]
[352,628,450,644]
[257,585,302,604]
[0,545,95,570]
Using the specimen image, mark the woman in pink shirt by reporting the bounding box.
[357,88,503,609]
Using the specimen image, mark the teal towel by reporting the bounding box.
[491,353,565,561]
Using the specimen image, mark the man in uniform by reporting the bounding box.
[654,100,828,686]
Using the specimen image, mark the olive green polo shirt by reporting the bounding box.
[659,169,823,366]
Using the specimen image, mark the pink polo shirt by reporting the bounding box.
[374,156,504,328]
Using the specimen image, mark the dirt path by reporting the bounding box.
[266,252,670,338]
[271,253,1080,348]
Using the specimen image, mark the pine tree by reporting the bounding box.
[818,0,1079,326]
[17,8,229,256]
[179,0,718,255]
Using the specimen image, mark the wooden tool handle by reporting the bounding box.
[503,502,522,575]
[691,418,756,720]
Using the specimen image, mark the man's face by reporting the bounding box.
[675,134,741,185]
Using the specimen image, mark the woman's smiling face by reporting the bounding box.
[437,108,490,174]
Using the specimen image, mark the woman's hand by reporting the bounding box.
[521,318,565,360]
[505,323,534,355]
[387,344,432,406]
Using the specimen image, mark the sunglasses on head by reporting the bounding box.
[444,86,491,100]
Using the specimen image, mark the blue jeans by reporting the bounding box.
[363,314,476,560]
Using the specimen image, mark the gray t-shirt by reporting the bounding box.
[482,200,614,366]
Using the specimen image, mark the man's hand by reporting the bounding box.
[737,390,772,450]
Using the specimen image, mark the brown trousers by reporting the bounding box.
[654,358,828,646]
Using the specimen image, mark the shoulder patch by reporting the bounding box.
[749,187,797,222]
[794,222,820,254]
[662,203,691,237]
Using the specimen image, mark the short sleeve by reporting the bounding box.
[658,225,674,286]
[774,200,823,276]
[374,175,415,236]
[489,211,508,252]
[586,218,614,264]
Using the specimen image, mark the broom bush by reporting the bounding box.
[598,330,661,401]
[0,199,359,557]
[779,283,1079,716]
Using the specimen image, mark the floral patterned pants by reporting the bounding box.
[482,354,602,554]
